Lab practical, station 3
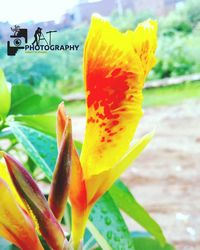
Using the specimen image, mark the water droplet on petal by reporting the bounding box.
[114,235,120,242]
[106,231,112,239]
[105,217,111,225]
[101,207,107,214]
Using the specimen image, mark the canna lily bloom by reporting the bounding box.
[0,155,68,250]
[53,15,158,249]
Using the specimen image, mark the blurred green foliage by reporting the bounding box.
[150,0,200,79]
[0,0,200,95]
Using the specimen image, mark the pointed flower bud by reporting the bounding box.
[0,178,43,250]
[2,152,68,250]
[49,103,72,221]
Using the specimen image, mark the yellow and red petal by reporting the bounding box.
[129,19,158,78]
[56,102,70,148]
[49,105,72,221]
[81,15,157,178]
[86,132,154,205]
[2,152,67,250]
[0,178,43,250]
[69,147,88,249]
[69,133,152,248]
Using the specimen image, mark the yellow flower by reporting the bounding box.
[67,15,157,248]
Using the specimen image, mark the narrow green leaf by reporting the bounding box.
[86,221,112,250]
[109,180,166,246]
[10,122,57,179]
[133,236,175,250]
[88,192,135,250]
[9,84,61,115]
[13,114,56,137]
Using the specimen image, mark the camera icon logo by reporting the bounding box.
[7,25,28,56]
[13,38,22,47]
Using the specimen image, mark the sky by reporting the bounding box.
[0,0,78,24]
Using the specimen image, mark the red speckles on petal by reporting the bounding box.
[86,67,137,122]
[118,108,126,112]
[105,128,111,133]
[100,122,106,128]
[88,117,95,123]
[96,112,106,120]
[109,132,117,137]
[128,95,134,101]
[111,68,121,77]
[86,61,137,148]
[112,120,119,126]
[94,102,99,110]
[101,137,105,142]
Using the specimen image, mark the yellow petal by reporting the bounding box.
[130,19,158,78]
[86,132,154,204]
[69,147,88,249]
[0,178,43,250]
[0,162,25,209]
[56,102,69,148]
[70,133,153,245]
[81,15,157,178]
[71,205,90,250]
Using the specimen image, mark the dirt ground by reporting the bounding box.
[72,99,200,250]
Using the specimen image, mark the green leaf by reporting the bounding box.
[13,114,56,137]
[0,237,19,250]
[88,192,135,250]
[10,122,57,179]
[9,84,61,115]
[0,129,15,140]
[109,180,166,246]
[0,69,11,118]
[9,123,83,179]
[132,236,175,250]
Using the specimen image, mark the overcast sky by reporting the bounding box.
[0,0,78,24]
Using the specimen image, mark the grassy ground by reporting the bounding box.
[143,81,200,107]
[65,81,200,116]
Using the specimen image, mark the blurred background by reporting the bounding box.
[0,0,200,249]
